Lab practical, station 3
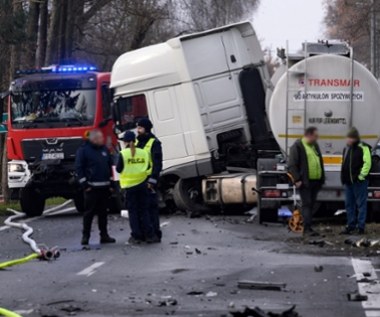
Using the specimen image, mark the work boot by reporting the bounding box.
[340,227,354,235]
[303,228,320,237]
[81,235,90,246]
[128,236,143,245]
[100,235,116,244]
[146,236,161,244]
[357,228,365,235]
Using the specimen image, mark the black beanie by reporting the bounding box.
[137,118,153,133]
[347,127,360,140]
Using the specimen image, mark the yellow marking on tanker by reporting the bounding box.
[292,116,302,124]
[278,134,378,140]
[323,156,343,165]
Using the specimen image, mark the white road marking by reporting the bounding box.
[351,258,380,317]
[77,262,105,277]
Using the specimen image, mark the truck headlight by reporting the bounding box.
[8,163,25,173]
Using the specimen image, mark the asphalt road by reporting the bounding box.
[0,209,379,317]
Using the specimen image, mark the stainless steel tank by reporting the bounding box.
[269,54,380,158]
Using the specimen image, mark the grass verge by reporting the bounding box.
[0,197,67,216]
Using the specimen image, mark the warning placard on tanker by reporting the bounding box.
[293,91,364,102]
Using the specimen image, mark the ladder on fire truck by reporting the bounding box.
[284,42,355,156]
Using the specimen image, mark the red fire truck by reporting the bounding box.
[7,65,120,216]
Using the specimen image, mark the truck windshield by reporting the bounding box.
[10,89,96,128]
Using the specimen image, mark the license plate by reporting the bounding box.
[42,152,64,160]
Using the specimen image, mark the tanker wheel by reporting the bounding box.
[20,187,45,217]
[74,192,85,214]
[173,178,209,217]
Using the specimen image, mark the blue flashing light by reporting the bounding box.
[16,64,98,76]
[57,65,97,73]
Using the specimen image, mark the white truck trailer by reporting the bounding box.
[111,22,380,219]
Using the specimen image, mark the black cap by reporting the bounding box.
[123,131,136,142]
[137,118,153,133]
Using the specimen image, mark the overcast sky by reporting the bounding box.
[252,0,326,53]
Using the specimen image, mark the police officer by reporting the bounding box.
[116,131,156,243]
[136,118,163,242]
[75,130,116,245]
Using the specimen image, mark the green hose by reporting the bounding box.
[0,253,39,270]
[0,308,22,317]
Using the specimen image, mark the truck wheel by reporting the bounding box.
[74,193,85,213]
[173,178,209,217]
[20,188,45,217]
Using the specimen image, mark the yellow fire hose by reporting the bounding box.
[0,253,39,270]
[0,307,22,317]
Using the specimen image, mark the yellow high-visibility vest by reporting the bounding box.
[137,137,155,176]
[119,148,150,189]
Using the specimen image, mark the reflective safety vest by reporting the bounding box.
[119,148,150,189]
[137,137,155,176]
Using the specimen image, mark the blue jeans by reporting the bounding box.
[345,180,369,230]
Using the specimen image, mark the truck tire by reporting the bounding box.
[173,178,209,217]
[74,193,85,213]
[20,188,45,217]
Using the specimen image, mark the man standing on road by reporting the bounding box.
[116,131,156,243]
[288,127,325,236]
[75,130,116,246]
[136,118,163,242]
[340,127,371,235]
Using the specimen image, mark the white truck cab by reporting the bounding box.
[111,22,278,212]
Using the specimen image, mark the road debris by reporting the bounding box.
[314,265,324,272]
[344,238,379,248]
[157,298,178,307]
[347,292,368,301]
[245,207,258,223]
[186,291,204,296]
[230,305,299,317]
[237,280,286,291]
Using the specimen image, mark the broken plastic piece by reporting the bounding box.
[237,280,286,291]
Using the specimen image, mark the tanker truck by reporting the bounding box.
[110,21,380,219]
[257,42,380,222]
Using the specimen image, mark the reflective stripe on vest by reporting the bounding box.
[119,148,150,189]
[137,137,155,176]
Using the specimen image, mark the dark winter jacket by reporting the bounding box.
[341,141,372,185]
[75,141,113,189]
[116,133,162,185]
[288,139,325,187]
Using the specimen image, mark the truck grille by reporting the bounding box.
[21,137,84,162]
